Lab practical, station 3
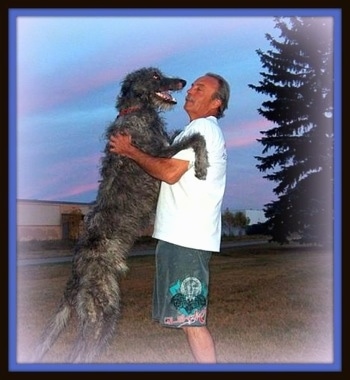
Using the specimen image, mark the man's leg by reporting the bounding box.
[183,326,216,363]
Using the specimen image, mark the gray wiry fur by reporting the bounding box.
[32,67,209,363]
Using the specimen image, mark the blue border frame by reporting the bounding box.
[8,8,342,372]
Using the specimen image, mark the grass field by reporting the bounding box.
[15,242,335,367]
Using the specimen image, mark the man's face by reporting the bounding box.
[184,75,221,120]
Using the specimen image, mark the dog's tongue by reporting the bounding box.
[156,91,177,104]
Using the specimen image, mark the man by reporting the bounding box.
[109,73,230,363]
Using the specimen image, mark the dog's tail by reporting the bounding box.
[31,296,72,362]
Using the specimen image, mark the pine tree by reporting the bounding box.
[248,17,333,246]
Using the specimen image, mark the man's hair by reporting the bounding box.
[206,72,230,119]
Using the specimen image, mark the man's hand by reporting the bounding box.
[109,133,134,157]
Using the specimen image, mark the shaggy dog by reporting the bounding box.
[32,67,208,363]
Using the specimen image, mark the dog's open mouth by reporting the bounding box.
[155,91,177,104]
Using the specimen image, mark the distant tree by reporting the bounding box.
[222,208,250,236]
[233,211,250,229]
[248,17,333,246]
[222,208,235,236]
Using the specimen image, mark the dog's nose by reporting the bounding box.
[179,79,186,89]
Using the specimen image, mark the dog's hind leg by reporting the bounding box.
[66,242,125,363]
[67,300,120,363]
[69,269,121,363]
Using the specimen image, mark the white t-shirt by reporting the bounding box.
[152,116,227,252]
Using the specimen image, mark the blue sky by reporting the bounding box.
[12,8,338,211]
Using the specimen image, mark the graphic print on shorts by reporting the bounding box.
[169,276,208,315]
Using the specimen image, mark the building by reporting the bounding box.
[242,209,267,225]
[16,199,92,241]
[222,208,267,237]
[16,199,267,242]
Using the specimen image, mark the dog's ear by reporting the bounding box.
[119,73,136,97]
[120,82,129,97]
[117,80,134,107]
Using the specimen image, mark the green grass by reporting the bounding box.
[16,243,334,365]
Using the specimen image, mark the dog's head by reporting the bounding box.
[117,67,186,111]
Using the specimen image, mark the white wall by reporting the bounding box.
[17,203,61,225]
[244,209,267,225]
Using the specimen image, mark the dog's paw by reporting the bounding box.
[194,167,208,180]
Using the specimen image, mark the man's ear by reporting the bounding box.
[213,98,222,108]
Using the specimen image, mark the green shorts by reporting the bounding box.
[152,240,212,328]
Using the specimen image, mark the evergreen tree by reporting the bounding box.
[249,17,333,246]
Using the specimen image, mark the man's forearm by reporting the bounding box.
[124,144,189,185]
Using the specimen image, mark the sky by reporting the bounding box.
[11,8,338,212]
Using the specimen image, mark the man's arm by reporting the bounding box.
[109,133,190,184]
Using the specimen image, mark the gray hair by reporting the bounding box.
[205,72,230,119]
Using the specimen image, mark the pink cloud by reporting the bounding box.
[17,41,187,116]
[224,118,271,149]
[47,181,98,201]
[19,153,101,200]
[223,181,275,210]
